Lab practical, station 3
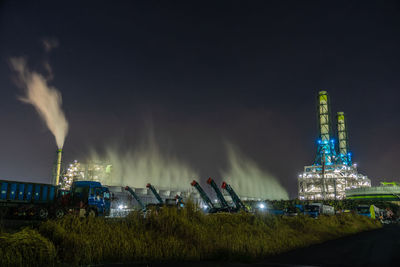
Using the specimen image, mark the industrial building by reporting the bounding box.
[60,160,113,190]
[298,91,371,200]
[61,159,208,211]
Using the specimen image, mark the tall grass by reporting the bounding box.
[1,203,381,266]
[0,228,56,267]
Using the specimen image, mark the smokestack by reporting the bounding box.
[55,148,62,186]
[315,91,336,165]
[336,112,351,165]
[317,91,331,142]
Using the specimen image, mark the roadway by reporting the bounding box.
[261,224,400,266]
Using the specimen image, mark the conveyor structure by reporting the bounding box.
[191,180,215,210]
[221,181,247,211]
[146,183,164,205]
[207,177,230,210]
[124,186,146,211]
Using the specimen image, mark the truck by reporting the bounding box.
[0,179,111,219]
[304,203,334,218]
[284,204,304,216]
[356,205,381,219]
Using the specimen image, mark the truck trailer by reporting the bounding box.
[0,179,111,219]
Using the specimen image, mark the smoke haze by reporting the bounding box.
[42,38,59,52]
[88,136,197,189]
[10,57,68,149]
[221,144,289,200]
[87,137,288,200]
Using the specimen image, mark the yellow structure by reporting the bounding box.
[55,149,62,186]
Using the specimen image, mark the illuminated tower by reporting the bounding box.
[298,91,370,200]
[314,91,336,165]
[336,112,352,166]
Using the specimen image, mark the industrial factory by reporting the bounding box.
[59,160,112,190]
[298,91,371,200]
[59,157,266,212]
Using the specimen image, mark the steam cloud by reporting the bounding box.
[221,144,289,200]
[89,137,197,189]
[42,38,59,52]
[90,139,288,200]
[10,57,68,148]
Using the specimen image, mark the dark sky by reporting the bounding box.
[1,1,400,197]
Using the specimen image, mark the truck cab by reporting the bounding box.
[70,181,111,217]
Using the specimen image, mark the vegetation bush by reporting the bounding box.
[0,228,56,267]
[34,203,381,265]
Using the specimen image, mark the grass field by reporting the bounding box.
[0,203,381,266]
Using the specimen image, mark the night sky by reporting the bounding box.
[1,1,400,197]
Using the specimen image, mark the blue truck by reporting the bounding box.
[0,179,111,219]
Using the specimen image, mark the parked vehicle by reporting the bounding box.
[0,179,111,219]
[356,205,381,219]
[284,205,304,216]
[304,203,334,218]
[269,209,285,215]
[70,181,111,217]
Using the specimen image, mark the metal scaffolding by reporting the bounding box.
[298,164,371,200]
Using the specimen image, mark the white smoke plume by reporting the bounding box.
[42,38,59,53]
[10,57,68,149]
[221,144,288,200]
[88,137,197,189]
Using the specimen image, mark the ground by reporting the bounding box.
[114,224,400,267]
